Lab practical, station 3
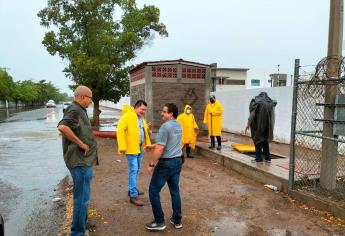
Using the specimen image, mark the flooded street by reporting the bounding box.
[0,106,69,235]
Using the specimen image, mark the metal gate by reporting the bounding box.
[289,57,345,203]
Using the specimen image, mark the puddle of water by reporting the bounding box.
[209,217,308,236]
[0,105,119,235]
[209,217,248,236]
[97,124,117,132]
[0,106,68,235]
[266,229,307,236]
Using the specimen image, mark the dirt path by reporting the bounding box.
[87,138,345,236]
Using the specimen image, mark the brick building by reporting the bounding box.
[129,59,212,132]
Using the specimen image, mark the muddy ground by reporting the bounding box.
[24,176,72,236]
[60,138,345,236]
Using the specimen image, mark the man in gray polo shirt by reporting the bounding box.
[146,103,183,231]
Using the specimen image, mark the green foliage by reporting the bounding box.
[0,70,15,100]
[0,68,68,104]
[38,0,168,124]
[14,80,39,103]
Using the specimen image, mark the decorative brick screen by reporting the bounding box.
[182,66,206,79]
[152,65,177,78]
[130,68,145,82]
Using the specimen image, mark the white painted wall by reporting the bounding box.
[100,96,130,110]
[215,69,247,91]
[216,86,293,144]
[216,84,245,91]
[216,69,247,80]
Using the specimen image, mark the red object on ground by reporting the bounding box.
[197,136,228,143]
[93,130,117,139]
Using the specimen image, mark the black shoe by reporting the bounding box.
[251,159,263,163]
[87,223,96,232]
[170,218,183,229]
[145,221,166,231]
[128,189,144,196]
[208,146,215,149]
[187,155,193,158]
[216,146,222,150]
[265,159,271,163]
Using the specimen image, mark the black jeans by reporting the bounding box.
[254,140,271,162]
[185,144,191,157]
[210,136,221,147]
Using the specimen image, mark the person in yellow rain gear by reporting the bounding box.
[203,95,223,150]
[177,104,199,158]
[117,100,152,207]
[121,104,132,115]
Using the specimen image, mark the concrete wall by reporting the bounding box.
[216,86,293,144]
[151,82,207,132]
[129,62,211,133]
[215,69,247,91]
[216,84,245,91]
[216,69,247,80]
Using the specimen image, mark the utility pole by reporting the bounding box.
[320,0,343,190]
[277,64,280,86]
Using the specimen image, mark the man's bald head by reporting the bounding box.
[74,85,93,108]
[74,85,92,97]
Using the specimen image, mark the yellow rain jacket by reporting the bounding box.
[117,106,151,155]
[122,104,132,115]
[203,100,223,136]
[177,105,199,150]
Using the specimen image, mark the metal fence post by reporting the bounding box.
[288,58,300,191]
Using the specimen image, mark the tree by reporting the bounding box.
[0,69,15,101]
[14,80,39,105]
[36,80,68,103]
[38,0,168,126]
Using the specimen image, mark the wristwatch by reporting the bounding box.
[149,163,155,167]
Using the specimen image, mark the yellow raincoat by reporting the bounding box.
[121,104,132,115]
[117,105,151,155]
[203,100,223,136]
[177,105,199,149]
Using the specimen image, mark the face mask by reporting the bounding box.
[186,109,191,114]
[210,99,215,104]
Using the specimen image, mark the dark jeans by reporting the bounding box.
[185,144,191,157]
[255,141,271,162]
[69,166,93,236]
[210,136,221,147]
[149,158,183,224]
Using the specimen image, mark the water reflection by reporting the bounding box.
[46,108,57,122]
[0,105,68,235]
[0,106,44,122]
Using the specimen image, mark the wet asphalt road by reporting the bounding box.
[0,106,69,235]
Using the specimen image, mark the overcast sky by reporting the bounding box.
[0,0,340,94]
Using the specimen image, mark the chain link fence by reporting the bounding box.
[290,57,345,204]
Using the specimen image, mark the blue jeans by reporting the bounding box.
[69,166,93,236]
[127,149,143,197]
[149,158,183,224]
[255,141,271,162]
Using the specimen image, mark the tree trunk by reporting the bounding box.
[93,99,101,127]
